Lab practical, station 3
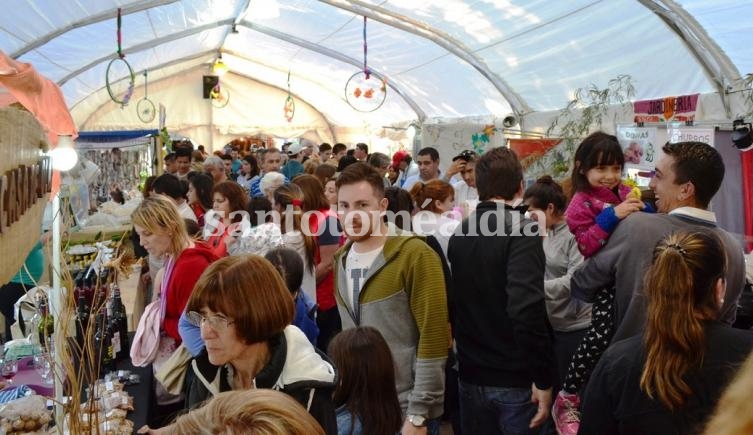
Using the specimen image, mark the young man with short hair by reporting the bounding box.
[328,143,347,167]
[402,147,441,191]
[448,147,555,435]
[353,142,369,161]
[334,163,449,435]
[175,147,193,179]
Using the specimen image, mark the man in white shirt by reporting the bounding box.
[450,150,479,215]
[402,147,441,192]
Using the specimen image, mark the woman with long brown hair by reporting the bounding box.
[205,181,248,257]
[579,230,753,434]
[329,327,402,435]
[272,184,317,303]
[293,174,343,351]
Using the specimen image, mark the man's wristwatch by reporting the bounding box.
[407,414,427,427]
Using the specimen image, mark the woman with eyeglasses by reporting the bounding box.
[144,255,338,434]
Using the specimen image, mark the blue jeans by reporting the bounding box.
[459,380,537,435]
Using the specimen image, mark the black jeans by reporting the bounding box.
[0,281,30,341]
[316,306,342,352]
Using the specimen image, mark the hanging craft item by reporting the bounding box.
[284,70,295,122]
[106,8,135,107]
[136,70,156,123]
[345,17,387,112]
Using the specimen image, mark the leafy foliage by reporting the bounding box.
[546,74,635,153]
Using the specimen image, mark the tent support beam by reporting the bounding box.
[11,0,180,59]
[238,20,427,122]
[318,0,531,116]
[58,18,236,87]
[638,0,741,117]
[77,54,341,142]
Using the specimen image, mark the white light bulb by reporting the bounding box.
[50,135,79,171]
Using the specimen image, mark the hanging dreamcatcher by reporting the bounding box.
[105,8,135,107]
[136,70,156,123]
[345,17,387,112]
[284,70,295,122]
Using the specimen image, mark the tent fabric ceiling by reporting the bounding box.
[1,0,750,131]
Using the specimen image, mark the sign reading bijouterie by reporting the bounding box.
[0,156,52,233]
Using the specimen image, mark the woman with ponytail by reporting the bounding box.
[273,184,318,304]
[579,230,753,434]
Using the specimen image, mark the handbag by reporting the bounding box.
[129,300,161,367]
[154,343,192,395]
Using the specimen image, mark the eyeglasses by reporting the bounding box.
[186,311,234,331]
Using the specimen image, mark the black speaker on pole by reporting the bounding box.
[203,75,219,99]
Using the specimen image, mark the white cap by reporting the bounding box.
[287,142,304,155]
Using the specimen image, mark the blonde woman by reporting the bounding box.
[141,387,326,435]
[703,351,753,435]
[132,195,219,348]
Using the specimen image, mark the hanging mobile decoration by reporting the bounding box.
[136,70,156,123]
[106,8,135,107]
[284,70,295,122]
[345,16,387,112]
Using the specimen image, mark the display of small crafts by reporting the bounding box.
[83,147,149,205]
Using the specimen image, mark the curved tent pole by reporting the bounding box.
[60,20,426,123]
[318,0,531,117]
[77,57,344,141]
[238,20,426,122]
[10,0,180,59]
[57,18,236,86]
[638,0,741,117]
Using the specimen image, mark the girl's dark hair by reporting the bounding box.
[247,197,273,226]
[189,173,214,211]
[264,247,304,295]
[570,131,625,193]
[243,155,260,179]
[384,187,414,231]
[523,175,568,214]
[329,327,402,435]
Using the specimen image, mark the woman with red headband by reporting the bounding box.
[272,184,318,305]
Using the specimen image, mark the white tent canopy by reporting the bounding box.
[1,0,751,147]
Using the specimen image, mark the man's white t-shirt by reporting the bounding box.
[345,245,383,315]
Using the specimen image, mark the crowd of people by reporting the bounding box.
[129,134,752,435]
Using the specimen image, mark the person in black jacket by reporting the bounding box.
[447,147,555,435]
[138,255,338,435]
[579,230,753,434]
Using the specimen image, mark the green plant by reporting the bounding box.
[546,74,635,153]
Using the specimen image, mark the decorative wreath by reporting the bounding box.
[345,71,387,113]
